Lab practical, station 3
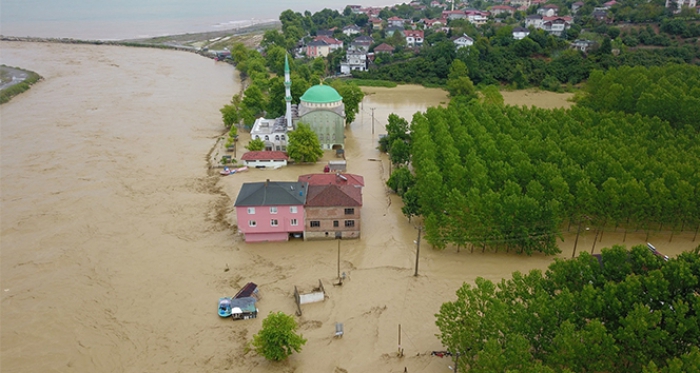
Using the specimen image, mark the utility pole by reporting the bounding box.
[337,239,342,285]
[370,107,376,135]
[414,227,422,277]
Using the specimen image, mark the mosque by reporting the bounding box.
[250,56,346,151]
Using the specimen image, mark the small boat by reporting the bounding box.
[218,297,233,317]
[219,166,248,176]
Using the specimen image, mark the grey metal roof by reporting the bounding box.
[234,181,308,207]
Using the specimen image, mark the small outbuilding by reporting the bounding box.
[241,151,289,168]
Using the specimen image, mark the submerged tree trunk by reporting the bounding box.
[591,228,600,254]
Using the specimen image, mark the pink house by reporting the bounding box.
[234,180,308,243]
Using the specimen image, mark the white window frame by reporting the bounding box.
[249,220,257,227]
[270,207,278,214]
[290,206,298,213]
[247,207,255,214]
[291,218,298,226]
[271,219,279,227]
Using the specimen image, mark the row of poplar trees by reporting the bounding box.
[385,64,700,255]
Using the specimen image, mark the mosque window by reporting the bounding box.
[275,135,279,141]
[264,135,269,140]
[281,135,285,140]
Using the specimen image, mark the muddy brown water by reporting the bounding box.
[2,42,697,373]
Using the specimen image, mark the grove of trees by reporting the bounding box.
[386,64,700,255]
[435,245,700,373]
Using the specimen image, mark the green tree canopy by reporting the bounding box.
[287,122,324,163]
[252,311,307,361]
[436,246,700,373]
[245,138,265,151]
[330,80,365,125]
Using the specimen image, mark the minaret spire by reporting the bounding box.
[284,54,293,130]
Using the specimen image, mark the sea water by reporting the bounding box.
[1,0,399,40]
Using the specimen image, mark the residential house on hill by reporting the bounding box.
[234,180,308,242]
[241,151,289,168]
[306,36,343,58]
[431,0,447,8]
[340,38,370,74]
[443,10,467,19]
[387,16,406,27]
[343,24,362,36]
[510,0,531,8]
[465,10,489,25]
[374,43,395,54]
[542,16,572,36]
[404,29,424,47]
[512,26,530,40]
[538,4,559,16]
[572,1,585,13]
[452,33,474,49]
[370,18,384,30]
[525,14,544,29]
[422,18,446,28]
[299,174,364,240]
[490,5,515,16]
[526,14,572,35]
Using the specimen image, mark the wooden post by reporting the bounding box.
[398,324,402,356]
[572,220,582,259]
[414,227,422,277]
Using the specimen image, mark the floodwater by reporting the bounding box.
[2,42,698,373]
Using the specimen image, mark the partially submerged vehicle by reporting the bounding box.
[218,297,233,318]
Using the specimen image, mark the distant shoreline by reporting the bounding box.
[0,20,280,52]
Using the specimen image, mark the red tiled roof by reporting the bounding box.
[241,151,288,161]
[374,43,394,52]
[315,35,343,45]
[298,173,365,187]
[306,184,363,207]
[403,30,424,38]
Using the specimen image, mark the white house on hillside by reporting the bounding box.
[452,33,474,49]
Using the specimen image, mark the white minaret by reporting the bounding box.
[284,54,293,130]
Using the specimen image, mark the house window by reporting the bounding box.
[291,219,298,226]
[345,220,355,227]
[249,220,257,227]
[310,221,320,228]
[333,220,339,227]
[270,207,278,214]
[290,206,298,213]
[271,219,278,227]
[344,208,355,215]
[281,135,285,141]
[247,207,255,214]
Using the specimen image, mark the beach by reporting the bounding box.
[2,40,699,373]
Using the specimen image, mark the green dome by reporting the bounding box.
[300,84,343,104]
